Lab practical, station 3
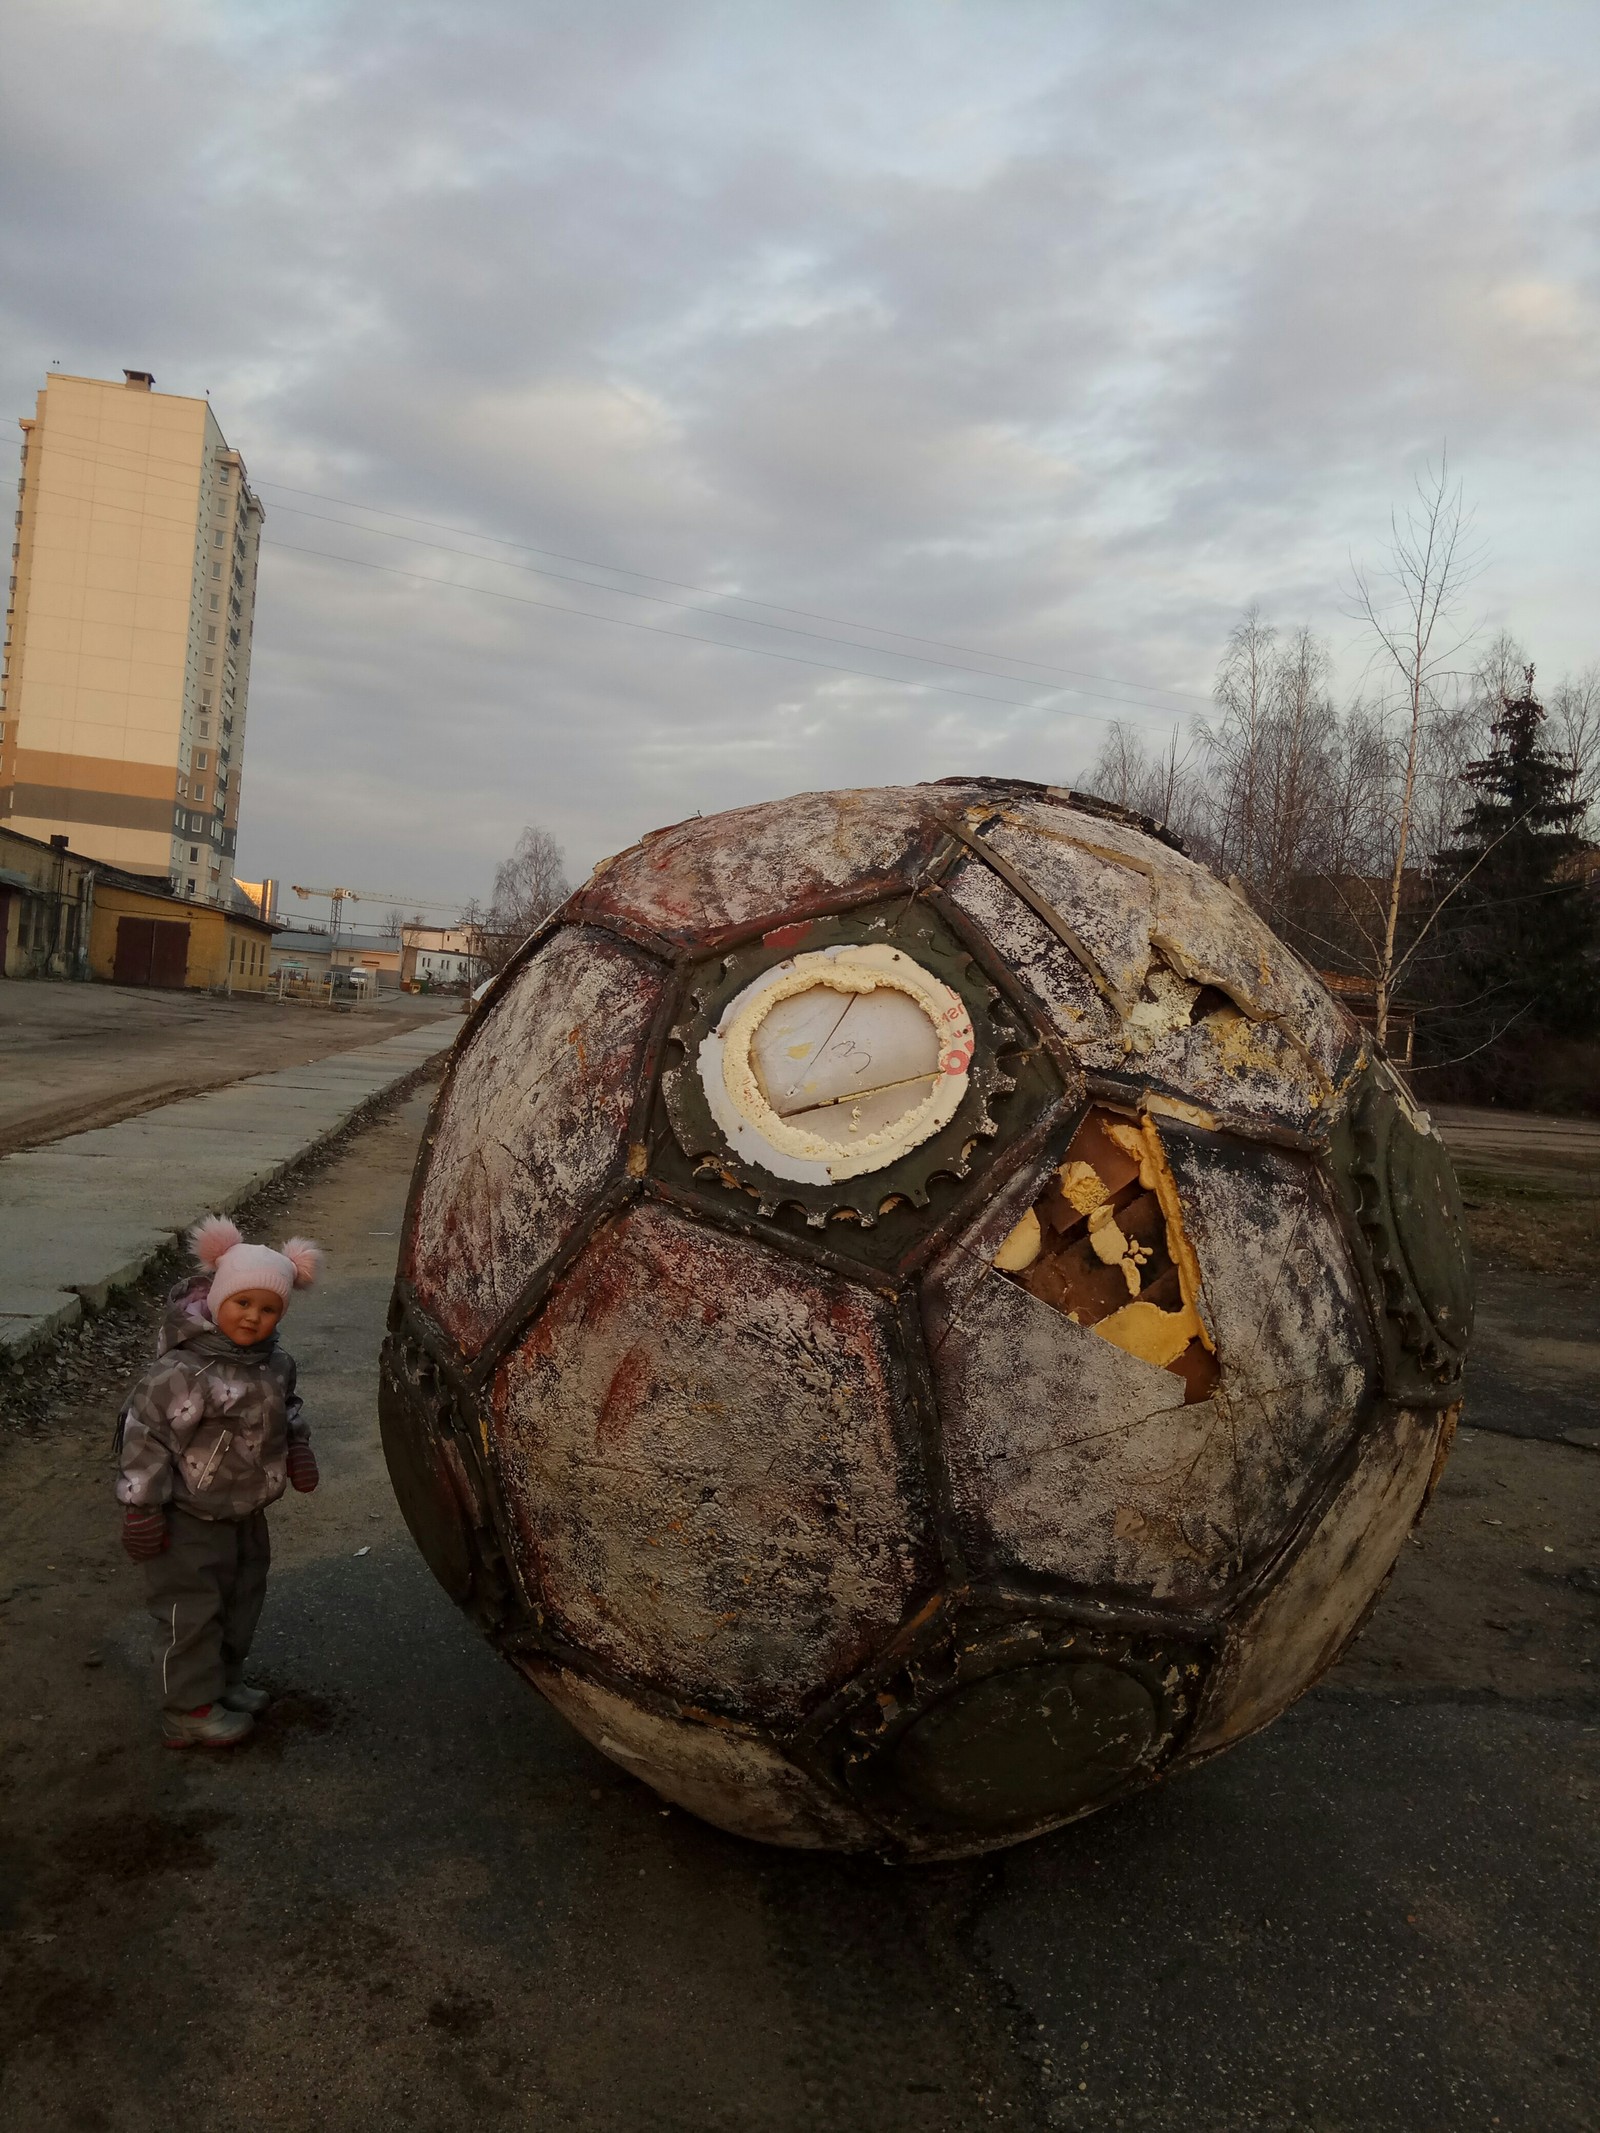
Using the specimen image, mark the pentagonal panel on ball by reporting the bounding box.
[491,1201,939,1723]
[406,927,665,1358]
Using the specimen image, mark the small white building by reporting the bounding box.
[401,924,479,991]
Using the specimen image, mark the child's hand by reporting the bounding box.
[286,1443,319,1493]
[121,1507,169,1561]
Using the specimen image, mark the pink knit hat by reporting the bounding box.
[190,1215,322,1320]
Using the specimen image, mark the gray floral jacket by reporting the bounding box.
[114,1278,311,1522]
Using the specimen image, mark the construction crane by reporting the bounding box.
[288,884,468,945]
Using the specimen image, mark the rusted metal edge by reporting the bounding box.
[784,1589,957,1748]
[465,1173,645,1394]
[1081,1072,1332,1157]
[928,805,1122,1008]
[892,1091,1077,1284]
[382,1301,540,1626]
[385,1281,476,1394]
[639,1175,904,1296]
[1214,1393,1382,1640]
[1177,1395,1448,1768]
[494,1610,898,1845]
[624,962,687,1163]
[787,1566,1226,1772]
[566,797,965,967]
[573,863,936,965]
[1043,785,1189,855]
[926,864,1083,1090]
[965,1576,1226,1646]
[561,897,687,966]
[894,1286,968,1591]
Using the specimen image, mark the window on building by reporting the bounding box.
[196,752,207,769]
[189,845,199,862]
[206,626,216,644]
[213,530,224,547]
[186,877,196,895]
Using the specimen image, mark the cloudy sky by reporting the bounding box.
[3,1,1597,909]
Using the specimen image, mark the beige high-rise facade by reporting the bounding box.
[0,369,263,903]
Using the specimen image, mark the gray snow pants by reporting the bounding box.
[145,1506,270,1714]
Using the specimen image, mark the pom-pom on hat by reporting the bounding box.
[190,1215,322,1322]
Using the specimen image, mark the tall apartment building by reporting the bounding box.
[0,369,263,904]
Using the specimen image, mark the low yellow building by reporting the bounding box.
[89,873,276,992]
[0,823,97,978]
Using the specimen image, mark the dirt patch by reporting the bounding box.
[1336,1426,1600,1705]
[0,1961,116,2069]
[0,983,455,1159]
[245,1685,342,1761]
[53,1806,230,1886]
[426,1992,496,2038]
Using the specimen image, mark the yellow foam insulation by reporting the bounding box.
[1104,1116,1215,1354]
[1095,1297,1205,1368]
[1058,1160,1109,1216]
[993,1205,1042,1271]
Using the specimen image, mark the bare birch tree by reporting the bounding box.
[1549,663,1600,833]
[1084,721,1199,842]
[1346,456,1481,1045]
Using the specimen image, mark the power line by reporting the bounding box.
[254,478,1211,709]
[262,537,1174,725]
[265,499,1195,715]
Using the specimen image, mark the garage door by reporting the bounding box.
[113,917,191,987]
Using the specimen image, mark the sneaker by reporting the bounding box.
[161,1703,253,1749]
[219,1682,271,1715]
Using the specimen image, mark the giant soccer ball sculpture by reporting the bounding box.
[380,781,1471,1860]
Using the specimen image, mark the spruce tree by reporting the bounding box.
[1426,667,1598,1100]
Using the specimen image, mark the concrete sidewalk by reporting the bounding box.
[0,1017,453,1361]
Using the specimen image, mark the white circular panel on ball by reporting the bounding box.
[697,943,975,1184]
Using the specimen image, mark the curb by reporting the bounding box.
[0,1021,454,1365]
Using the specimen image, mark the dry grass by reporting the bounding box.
[1457,1167,1600,1280]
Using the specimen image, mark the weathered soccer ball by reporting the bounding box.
[380,780,1472,1860]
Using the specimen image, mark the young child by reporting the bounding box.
[116,1215,323,1748]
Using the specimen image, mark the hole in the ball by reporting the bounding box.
[992,1106,1219,1401]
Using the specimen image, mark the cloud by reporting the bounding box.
[2,0,1597,903]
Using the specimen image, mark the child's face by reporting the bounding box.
[216,1288,285,1346]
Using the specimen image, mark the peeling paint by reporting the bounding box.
[574,784,944,946]
[944,795,1356,1131]
[1188,1404,1444,1752]
[492,1201,938,1723]
[408,928,663,1357]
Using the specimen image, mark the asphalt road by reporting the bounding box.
[2,1093,1596,2133]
